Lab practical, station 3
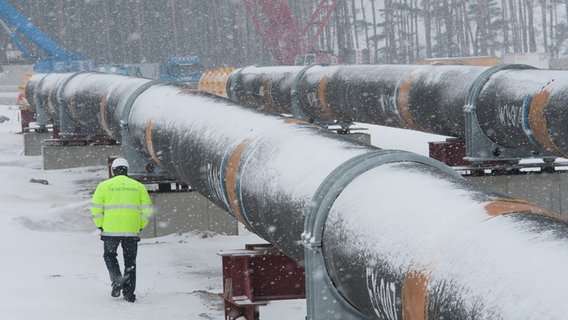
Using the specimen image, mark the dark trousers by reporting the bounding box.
[103,237,139,297]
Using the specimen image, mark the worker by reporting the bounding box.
[90,157,153,302]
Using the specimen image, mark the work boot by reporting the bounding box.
[111,277,125,297]
[123,293,136,302]
[111,281,122,297]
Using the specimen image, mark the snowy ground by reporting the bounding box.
[0,104,444,319]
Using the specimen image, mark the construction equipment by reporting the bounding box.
[25,71,568,320]
[158,56,204,88]
[0,0,93,72]
[244,0,340,65]
[97,64,142,77]
[0,18,30,63]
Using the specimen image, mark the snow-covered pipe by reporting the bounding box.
[24,72,156,138]
[226,64,568,158]
[26,72,568,319]
[24,72,71,127]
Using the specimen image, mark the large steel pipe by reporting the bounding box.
[25,72,154,138]
[27,73,568,319]
[227,64,568,158]
[24,72,72,126]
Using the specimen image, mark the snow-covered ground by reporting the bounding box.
[0,105,303,319]
[0,103,444,319]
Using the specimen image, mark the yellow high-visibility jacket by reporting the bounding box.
[90,175,153,237]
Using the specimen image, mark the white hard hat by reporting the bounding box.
[111,157,129,169]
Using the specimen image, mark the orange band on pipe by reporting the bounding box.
[224,139,253,226]
[224,118,302,226]
[283,118,310,125]
[178,88,198,95]
[263,77,279,113]
[397,74,423,131]
[317,75,337,119]
[99,90,113,137]
[47,88,57,115]
[396,198,563,320]
[402,270,429,320]
[145,119,164,168]
[484,199,564,220]
[528,88,568,157]
[68,92,76,120]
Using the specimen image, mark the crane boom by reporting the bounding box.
[244,0,339,65]
[0,18,31,58]
[243,0,301,65]
[0,0,92,72]
[0,0,76,59]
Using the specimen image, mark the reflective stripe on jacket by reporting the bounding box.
[90,175,153,237]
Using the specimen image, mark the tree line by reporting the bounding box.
[1,0,567,67]
[362,0,568,64]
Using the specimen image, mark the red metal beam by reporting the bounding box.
[243,0,301,65]
[244,0,339,65]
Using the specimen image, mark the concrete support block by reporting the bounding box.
[342,132,371,145]
[467,171,568,218]
[23,132,51,156]
[39,143,237,236]
[141,191,238,238]
[42,144,121,170]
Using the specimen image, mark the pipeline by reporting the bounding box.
[24,72,153,138]
[26,72,568,319]
[221,64,568,159]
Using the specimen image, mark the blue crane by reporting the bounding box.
[0,0,93,72]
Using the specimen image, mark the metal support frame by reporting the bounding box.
[118,80,177,185]
[303,150,460,320]
[290,64,318,122]
[30,73,58,132]
[218,244,306,320]
[463,64,555,164]
[18,106,36,133]
[290,63,348,130]
[54,73,92,140]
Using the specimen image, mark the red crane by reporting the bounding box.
[244,0,339,65]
